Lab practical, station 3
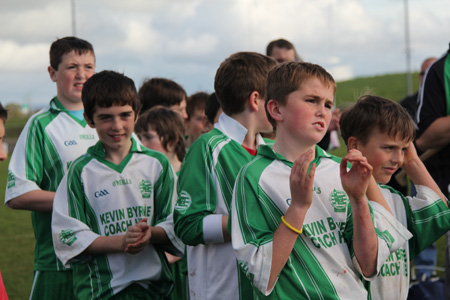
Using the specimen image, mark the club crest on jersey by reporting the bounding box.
[7,170,15,188]
[59,229,77,246]
[329,189,348,213]
[175,191,191,214]
[139,179,153,199]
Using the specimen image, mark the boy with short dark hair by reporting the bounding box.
[52,70,183,299]
[5,36,97,299]
[185,92,210,148]
[138,77,188,119]
[231,62,408,299]
[174,52,277,299]
[340,94,450,300]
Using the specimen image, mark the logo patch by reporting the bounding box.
[94,189,109,198]
[64,140,78,146]
[139,179,153,199]
[7,170,15,189]
[175,191,192,214]
[379,230,395,249]
[329,189,349,212]
[59,229,77,246]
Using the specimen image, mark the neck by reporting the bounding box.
[58,97,83,111]
[232,112,260,150]
[272,130,316,162]
[104,142,132,165]
[167,152,182,173]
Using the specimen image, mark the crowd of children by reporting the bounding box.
[2,35,450,300]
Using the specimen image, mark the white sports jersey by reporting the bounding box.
[232,145,412,299]
[52,140,183,299]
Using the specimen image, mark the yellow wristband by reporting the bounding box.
[281,216,303,234]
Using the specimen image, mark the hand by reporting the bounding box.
[124,218,152,254]
[340,149,373,203]
[402,141,419,170]
[289,149,316,210]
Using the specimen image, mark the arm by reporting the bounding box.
[268,150,314,290]
[415,114,450,151]
[402,142,447,204]
[366,176,393,214]
[340,149,378,277]
[7,190,55,212]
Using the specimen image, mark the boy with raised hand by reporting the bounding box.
[5,36,97,299]
[231,62,408,299]
[52,70,183,299]
[340,95,450,300]
[173,52,277,300]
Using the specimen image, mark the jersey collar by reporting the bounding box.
[214,112,265,146]
[258,144,332,169]
[49,97,88,127]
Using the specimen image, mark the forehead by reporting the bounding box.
[60,50,95,64]
[367,128,410,145]
[94,104,134,115]
[298,77,335,101]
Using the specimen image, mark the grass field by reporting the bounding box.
[0,71,446,299]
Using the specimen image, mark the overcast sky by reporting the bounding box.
[1,0,449,108]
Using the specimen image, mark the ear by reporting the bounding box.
[347,136,359,150]
[202,116,213,132]
[248,91,260,112]
[48,66,57,82]
[84,112,95,128]
[266,99,283,122]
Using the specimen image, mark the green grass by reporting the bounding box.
[0,157,34,299]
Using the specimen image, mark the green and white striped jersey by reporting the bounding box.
[174,113,264,300]
[52,139,183,300]
[5,98,98,271]
[370,185,450,300]
[231,144,411,299]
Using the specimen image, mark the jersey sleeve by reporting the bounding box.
[52,160,99,267]
[152,159,184,256]
[389,185,450,259]
[174,138,220,246]
[5,115,45,203]
[231,164,275,296]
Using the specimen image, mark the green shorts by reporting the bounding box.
[30,270,75,300]
[114,283,156,300]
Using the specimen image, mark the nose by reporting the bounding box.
[111,118,122,131]
[391,149,403,165]
[0,142,8,161]
[181,109,188,121]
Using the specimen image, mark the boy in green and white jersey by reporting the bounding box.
[5,36,97,299]
[340,95,450,300]
[173,52,277,300]
[52,70,183,299]
[231,62,410,299]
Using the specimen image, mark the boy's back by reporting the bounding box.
[173,52,276,300]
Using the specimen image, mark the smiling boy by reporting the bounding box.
[5,36,97,299]
[231,62,406,299]
[340,95,450,300]
[52,70,183,299]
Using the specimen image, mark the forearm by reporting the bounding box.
[351,199,378,277]
[269,206,307,290]
[85,235,126,254]
[416,115,450,151]
[366,177,392,214]
[150,226,170,244]
[7,190,56,212]
[403,158,447,204]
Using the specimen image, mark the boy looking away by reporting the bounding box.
[174,52,277,300]
[340,95,450,300]
[5,36,97,299]
[52,70,183,299]
[231,62,407,299]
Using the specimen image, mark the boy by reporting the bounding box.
[138,77,188,120]
[340,95,450,300]
[173,52,277,299]
[231,62,409,299]
[0,103,8,162]
[5,36,97,299]
[185,92,210,148]
[52,70,184,299]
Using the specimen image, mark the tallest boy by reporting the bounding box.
[5,37,97,299]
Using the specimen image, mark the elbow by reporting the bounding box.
[7,199,21,210]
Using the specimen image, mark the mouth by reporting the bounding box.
[312,121,325,130]
[382,167,398,175]
[74,82,84,89]
[110,134,125,142]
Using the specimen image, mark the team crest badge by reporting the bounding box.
[175,191,192,214]
[329,189,349,212]
[139,179,153,199]
[59,229,77,246]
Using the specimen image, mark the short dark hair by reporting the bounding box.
[138,78,187,115]
[340,95,416,146]
[266,38,301,61]
[49,36,95,70]
[205,93,221,124]
[82,70,140,122]
[265,62,336,129]
[0,102,8,122]
[135,106,186,162]
[214,52,277,116]
[186,92,209,120]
